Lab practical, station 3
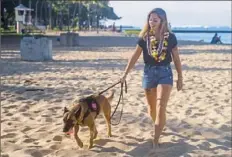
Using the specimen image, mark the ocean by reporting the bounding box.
[175,33,231,44]
[120,26,232,44]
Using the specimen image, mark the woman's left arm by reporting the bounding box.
[172,46,183,91]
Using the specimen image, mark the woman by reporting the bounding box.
[121,8,183,147]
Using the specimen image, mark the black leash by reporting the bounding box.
[98,80,127,126]
[98,80,121,95]
[110,81,127,126]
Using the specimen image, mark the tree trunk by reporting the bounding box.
[44,2,47,26]
[49,1,52,29]
[78,1,82,31]
[40,1,44,24]
[71,2,77,28]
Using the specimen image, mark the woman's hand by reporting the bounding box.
[120,73,127,84]
[176,76,183,91]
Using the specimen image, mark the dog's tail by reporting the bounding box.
[107,90,115,104]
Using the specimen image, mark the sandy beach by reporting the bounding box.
[1,32,231,157]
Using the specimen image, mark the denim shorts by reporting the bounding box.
[142,64,173,89]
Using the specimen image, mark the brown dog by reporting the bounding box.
[63,91,114,149]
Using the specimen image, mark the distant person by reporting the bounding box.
[211,33,223,44]
[217,36,223,44]
[112,22,116,32]
[211,33,218,44]
[120,8,183,149]
[120,25,122,32]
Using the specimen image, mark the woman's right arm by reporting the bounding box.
[122,45,143,77]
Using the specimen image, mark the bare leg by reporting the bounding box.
[144,88,157,123]
[154,84,172,145]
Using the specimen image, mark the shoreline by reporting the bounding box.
[1,31,229,50]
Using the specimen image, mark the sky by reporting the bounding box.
[107,1,232,28]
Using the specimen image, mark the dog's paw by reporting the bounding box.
[77,141,84,148]
[108,133,112,137]
[93,131,98,139]
[88,144,93,149]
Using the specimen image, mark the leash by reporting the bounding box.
[98,79,127,126]
[109,81,127,126]
[98,80,121,95]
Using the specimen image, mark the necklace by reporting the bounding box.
[147,30,169,62]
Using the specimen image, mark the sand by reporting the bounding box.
[1,32,231,157]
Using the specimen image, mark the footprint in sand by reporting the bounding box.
[45,117,53,122]
[5,113,13,116]
[35,126,47,132]
[119,127,128,133]
[190,113,206,118]
[98,119,105,125]
[7,122,13,126]
[3,128,17,133]
[185,109,192,115]
[198,109,205,112]
[2,105,17,109]
[1,154,9,157]
[197,141,211,150]
[1,133,17,139]
[22,100,35,105]
[23,138,36,143]
[138,93,144,98]
[18,104,30,112]
[33,141,39,145]
[49,144,61,150]
[16,96,26,101]
[41,113,50,117]
[53,135,63,142]
[33,110,41,114]
[50,106,62,110]
[24,149,43,157]
[131,102,140,106]
[139,113,145,117]
[141,117,152,124]
[219,124,231,132]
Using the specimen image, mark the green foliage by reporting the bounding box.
[1,0,120,31]
[124,30,141,36]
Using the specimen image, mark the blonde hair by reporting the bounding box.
[139,8,172,39]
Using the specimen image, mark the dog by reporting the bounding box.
[63,90,114,149]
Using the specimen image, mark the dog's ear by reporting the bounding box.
[63,107,69,114]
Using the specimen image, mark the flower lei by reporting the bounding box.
[147,29,169,62]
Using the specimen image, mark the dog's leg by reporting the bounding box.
[92,124,98,139]
[102,100,112,137]
[78,103,89,124]
[87,118,96,149]
[74,125,83,148]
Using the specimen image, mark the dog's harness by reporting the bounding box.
[80,95,100,119]
[71,95,100,125]
[70,80,127,126]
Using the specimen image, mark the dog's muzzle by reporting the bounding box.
[63,119,74,132]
